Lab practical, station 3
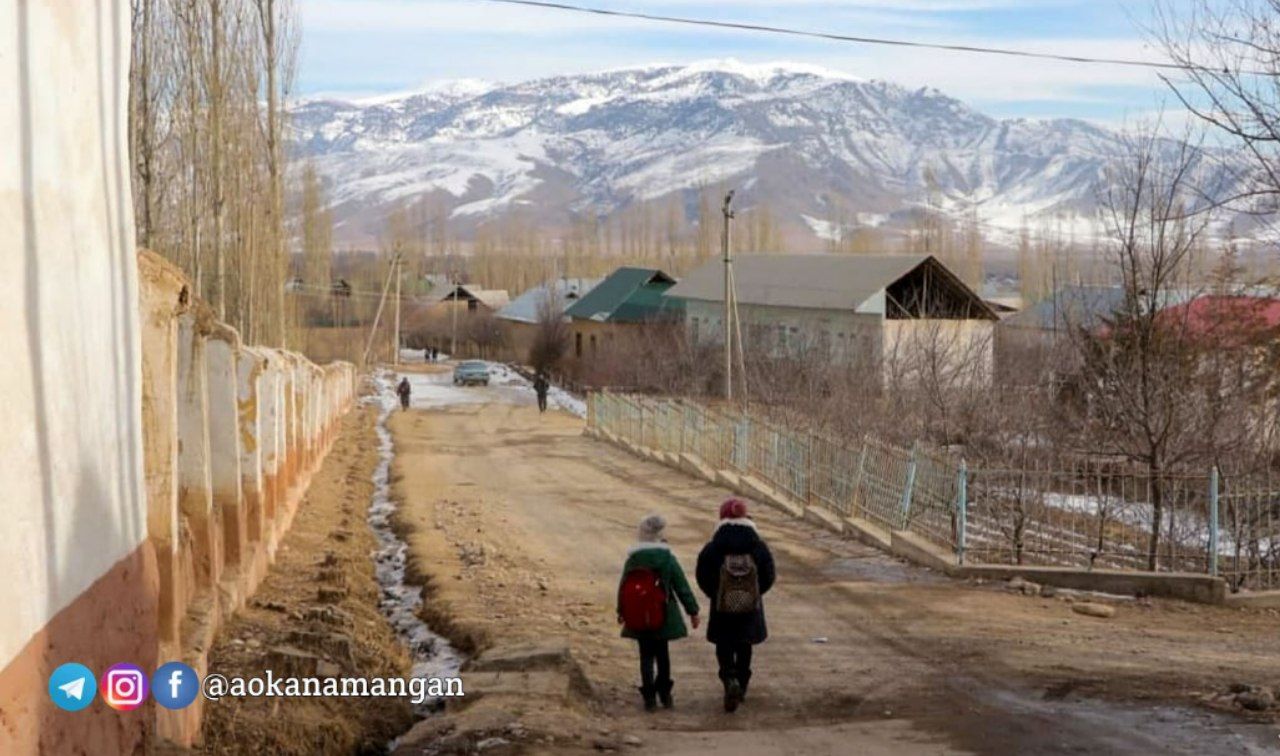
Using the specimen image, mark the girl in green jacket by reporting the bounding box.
[617,514,700,711]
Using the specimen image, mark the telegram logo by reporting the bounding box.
[48,663,97,712]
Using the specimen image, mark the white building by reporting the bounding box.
[665,254,998,385]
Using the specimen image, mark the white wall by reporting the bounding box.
[0,0,144,666]
[685,298,882,364]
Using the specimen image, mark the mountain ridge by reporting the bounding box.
[290,60,1245,247]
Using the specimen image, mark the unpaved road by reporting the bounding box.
[387,369,1280,755]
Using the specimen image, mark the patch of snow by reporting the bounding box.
[556,94,615,116]
[486,362,587,418]
[802,215,840,242]
[363,372,464,708]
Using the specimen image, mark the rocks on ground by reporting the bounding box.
[1071,602,1117,619]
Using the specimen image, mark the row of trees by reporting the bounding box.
[129,0,298,346]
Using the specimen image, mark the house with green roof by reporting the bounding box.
[563,267,681,360]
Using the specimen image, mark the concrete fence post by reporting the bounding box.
[806,431,816,508]
[176,315,216,591]
[205,334,243,580]
[899,442,919,529]
[851,440,869,519]
[956,460,968,565]
[1208,466,1220,577]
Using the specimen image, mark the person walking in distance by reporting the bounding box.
[617,514,700,711]
[533,373,550,414]
[696,498,775,713]
[396,376,411,411]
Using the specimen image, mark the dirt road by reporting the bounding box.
[386,370,1280,755]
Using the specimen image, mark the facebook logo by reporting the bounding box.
[151,662,199,710]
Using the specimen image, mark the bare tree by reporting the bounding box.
[128,0,300,344]
[1155,0,1280,209]
[529,288,570,376]
[1069,124,1215,569]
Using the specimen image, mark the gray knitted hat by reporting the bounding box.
[637,514,667,543]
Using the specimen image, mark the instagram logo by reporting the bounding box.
[102,663,149,711]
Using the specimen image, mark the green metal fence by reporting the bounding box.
[587,392,1280,591]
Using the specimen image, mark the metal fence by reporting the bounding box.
[588,391,1280,592]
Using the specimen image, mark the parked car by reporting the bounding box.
[453,360,490,386]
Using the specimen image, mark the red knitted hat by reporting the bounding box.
[719,498,748,520]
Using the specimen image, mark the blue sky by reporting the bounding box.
[296,0,1190,125]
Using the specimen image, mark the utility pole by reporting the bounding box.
[722,190,736,401]
[392,253,403,366]
[361,254,398,367]
[450,273,459,359]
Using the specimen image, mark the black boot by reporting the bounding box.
[639,685,657,712]
[738,670,752,702]
[722,678,742,713]
[656,679,674,709]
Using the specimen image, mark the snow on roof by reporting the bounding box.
[498,278,602,324]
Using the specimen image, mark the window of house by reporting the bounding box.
[575,332,583,358]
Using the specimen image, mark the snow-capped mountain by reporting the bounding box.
[291,60,1246,246]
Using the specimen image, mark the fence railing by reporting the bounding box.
[588,391,1280,592]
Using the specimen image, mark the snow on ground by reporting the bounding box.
[486,362,588,418]
[390,360,587,418]
[398,369,492,410]
[364,372,464,705]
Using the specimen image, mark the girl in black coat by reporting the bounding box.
[695,499,776,712]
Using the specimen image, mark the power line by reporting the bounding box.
[480,0,1228,74]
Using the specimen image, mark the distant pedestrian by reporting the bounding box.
[533,373,550,413]
[617,514,700,712]
[696,498,775,713]
[432,347,439,362]
[396,376,411,410]
[424,347,431,364]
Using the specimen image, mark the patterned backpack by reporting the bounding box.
[716,554,760,614]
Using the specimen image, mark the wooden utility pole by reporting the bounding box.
[450,277,459,359]
[722,191,736,401]
[362,255,398,367]
[392,254,403,366]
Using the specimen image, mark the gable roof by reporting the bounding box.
[497,278,602,324]
[565,267,679,323]
[665,253,994,317]
[1157,295,1280,344]
[1002,285,1201,332]
[432,283,510,310]
[1000,286,1126,331]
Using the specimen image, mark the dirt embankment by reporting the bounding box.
[382,396,1280,756]
[197,405,416,755]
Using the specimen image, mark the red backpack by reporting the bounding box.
[619,567,667,632]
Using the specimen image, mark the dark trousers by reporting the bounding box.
[536,393,548,412]
[715,642,753,686]
[637,638,671,691]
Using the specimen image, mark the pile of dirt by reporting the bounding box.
[197,406,416,755]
